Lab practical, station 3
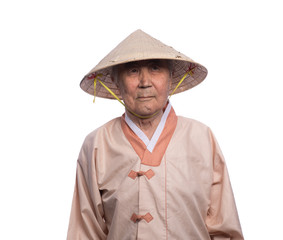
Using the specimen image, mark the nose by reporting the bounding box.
[138,67,152,88]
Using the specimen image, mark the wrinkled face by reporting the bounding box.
[115,60,171,117]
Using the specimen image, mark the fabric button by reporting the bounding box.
[128,169,155,180]
[131,212,153,223]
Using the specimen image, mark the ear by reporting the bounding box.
[111,76,119,88]
[169,72,173,88]
[171,69,175,78]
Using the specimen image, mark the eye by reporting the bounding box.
[151,65,160,71]
[148,60,164,72]
[128,68,139,74]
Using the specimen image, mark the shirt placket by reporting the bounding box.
[128,164,155,238]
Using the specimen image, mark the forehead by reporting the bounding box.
[119,59,170,69]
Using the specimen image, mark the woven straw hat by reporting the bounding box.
[80,29,208,99]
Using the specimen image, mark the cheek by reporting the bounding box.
[156,79,171,97]
[119,80,137,100]
[122,82,136,96]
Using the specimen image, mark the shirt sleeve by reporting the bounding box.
[206,130,244,240]
[67,136,108,240]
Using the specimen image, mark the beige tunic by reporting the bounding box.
[67,107,243,239]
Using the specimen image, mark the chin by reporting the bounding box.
[138,108,161,116]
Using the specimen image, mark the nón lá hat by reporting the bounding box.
[80,29,208,99]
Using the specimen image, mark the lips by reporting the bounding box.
[138,96,152,98]
[137,96,154,101]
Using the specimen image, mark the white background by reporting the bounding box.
[0,0,282,239]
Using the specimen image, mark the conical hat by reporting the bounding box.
[80,29,208,99]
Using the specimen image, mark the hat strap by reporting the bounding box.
[92,74,100,103]
[169,68,194,98]
[94,76,125,106]
[92,68,194,119]
[93,76,158,119]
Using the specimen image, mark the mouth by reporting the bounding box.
[137,96,154,101]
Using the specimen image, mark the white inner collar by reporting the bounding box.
[125,102,171,153]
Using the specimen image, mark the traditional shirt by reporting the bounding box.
[67,104,244,240]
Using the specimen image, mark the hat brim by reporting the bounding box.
[80,58,207,99]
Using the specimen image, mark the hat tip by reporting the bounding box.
[134,29,143,32]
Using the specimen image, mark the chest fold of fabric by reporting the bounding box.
[121,107,177,167]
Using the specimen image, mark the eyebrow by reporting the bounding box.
[124,60,167,68]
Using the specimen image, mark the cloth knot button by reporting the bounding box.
[137,171,144,176]
[131,213,153,223]
[128,169,155,180]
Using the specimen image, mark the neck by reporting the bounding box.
[126,110,163,139]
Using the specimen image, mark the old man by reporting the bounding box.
[67,29,244,239]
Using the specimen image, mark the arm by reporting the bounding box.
[206,130,244,240]
[67,137,107,240]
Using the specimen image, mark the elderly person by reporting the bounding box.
[67,30,244,239]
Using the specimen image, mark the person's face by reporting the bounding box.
[116,59,171,117]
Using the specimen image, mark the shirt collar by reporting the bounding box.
[125,102,172,153]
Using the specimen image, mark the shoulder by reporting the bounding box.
[83,117,121,145]
[77,117,121,164]
[80,117,121,154]
[177,116,211,133]
[175,116,220,147]
[174,116,218,144]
